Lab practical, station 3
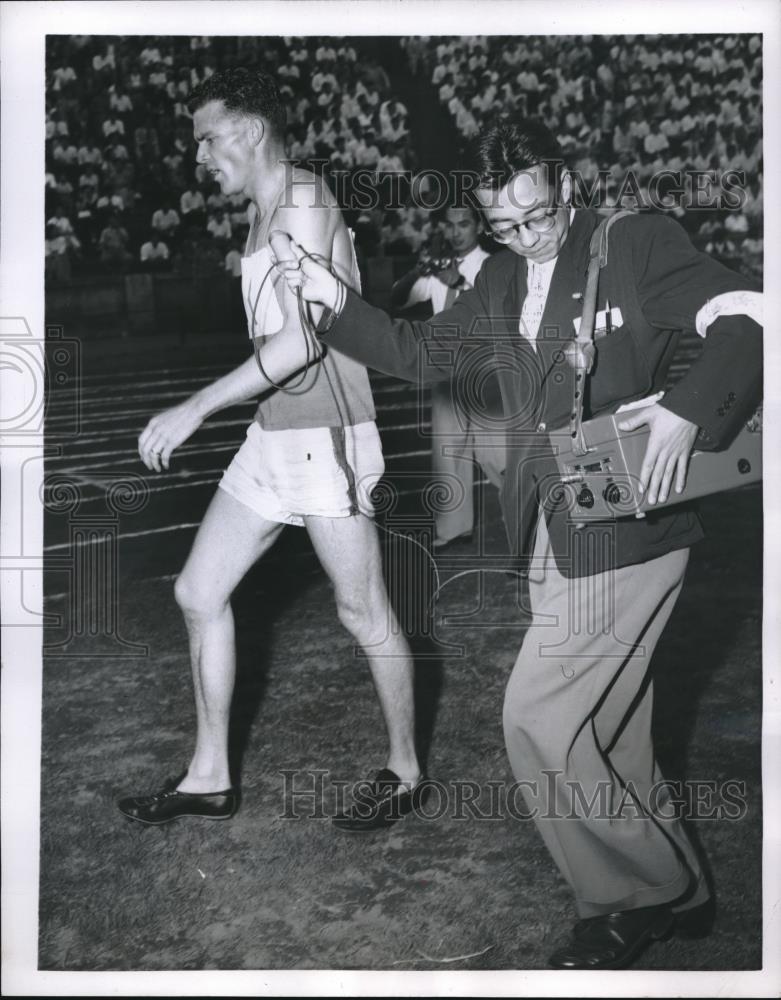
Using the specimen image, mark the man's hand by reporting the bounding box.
[435,264,463,288]
[270,234,340,312]
[139,399,205,472]
[617,404,699,505]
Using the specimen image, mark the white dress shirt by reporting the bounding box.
[406,244,490,313]
[519,207,576,349]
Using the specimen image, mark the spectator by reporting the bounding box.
[77,141,104,167]
[92,43,116,75]
[148,64,169,92]
[105,141,130,162]
[315,41,336,64]
[316,81,337,110]
[152,201,181,241]
[206,209,232,242]
[724,209,749,236]
[95,191,126,219]
[206,189,227,212]
[224,238,243,278]
[51,61,77,87]
[102,116,125,139]
[45,221,81,282]
[336,41,357,64]
[439,73,456,105]
[140,43,163,67]
[139,233,171,271]
[47,207,75,235]
[356,129,381,167]
[109,87,134,115]
[286,125,308,162]
[98,214,132,271]
[180,186,206,222]
[78,166,101,195]
[133,125,160,161]
[162,149,186,186]
[328,135,354,172]
[377,141,405,175]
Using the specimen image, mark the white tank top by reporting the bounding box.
[241,233,375,431]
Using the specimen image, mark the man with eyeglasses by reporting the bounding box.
[272,116,762,969]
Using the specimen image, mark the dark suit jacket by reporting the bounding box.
[321,210,762,577]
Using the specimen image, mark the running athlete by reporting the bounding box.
[118,69,425,831]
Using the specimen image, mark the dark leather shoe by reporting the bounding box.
[548,905,675,970]
[117,774,239,826]
[332,768,429,832]
[674,897,715,939]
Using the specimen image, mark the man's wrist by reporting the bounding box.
[317,280,347,334]
[326,275,342,312]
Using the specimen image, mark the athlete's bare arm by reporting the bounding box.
[139,173,353,473]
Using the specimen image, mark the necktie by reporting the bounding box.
[520,260,547,347]
[443,258,463,309]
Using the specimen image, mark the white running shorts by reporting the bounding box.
[219,419,384,526]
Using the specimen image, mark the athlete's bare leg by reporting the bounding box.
[173,487,284,793]
[305,512,421,787]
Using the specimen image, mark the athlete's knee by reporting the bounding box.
[174,571,229,620]
[335,586,388,642]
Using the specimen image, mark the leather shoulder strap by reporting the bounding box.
[578,209,636,348]
[569,210,636,456]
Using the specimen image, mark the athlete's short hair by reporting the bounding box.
[189,68,286,135]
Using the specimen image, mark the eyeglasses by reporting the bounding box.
[484,208,558,244]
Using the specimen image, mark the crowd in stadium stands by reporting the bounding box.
[45,34,762,284]
[425,34,763,278]
[45,34,413,280]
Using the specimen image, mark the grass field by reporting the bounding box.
[39,483,762,972]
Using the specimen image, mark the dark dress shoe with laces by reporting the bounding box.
[117,774,239,826]
[548,904,675,970]
[332,768,429,832]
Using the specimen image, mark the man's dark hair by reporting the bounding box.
[443,201,481,225]
[188,68,286,135]
[468,115,565,191]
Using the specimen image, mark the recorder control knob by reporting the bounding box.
[576,486,595,509]
[603,483,622,506]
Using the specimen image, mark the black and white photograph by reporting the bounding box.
[1,1,780,996]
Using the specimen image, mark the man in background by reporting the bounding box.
[390,205,504,549]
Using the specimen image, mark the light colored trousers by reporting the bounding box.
[430,381,506,542]
[503,514,710,918]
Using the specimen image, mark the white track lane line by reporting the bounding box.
[67,361,406,389]
[44,379,418,414]
[43,448,433,500]
[43,399,426,444]
[42,473,486,555]
[45,420,432,469]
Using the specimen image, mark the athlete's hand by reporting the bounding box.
[270,233,340,312]
[617,404,699,505]
[138,400,205,472]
